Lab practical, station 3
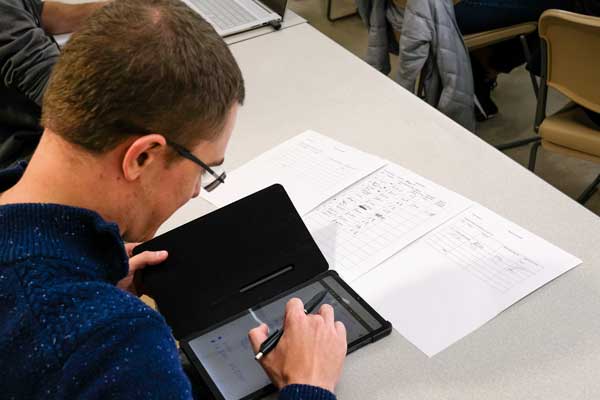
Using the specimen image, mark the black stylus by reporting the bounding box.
[254,290,328,360]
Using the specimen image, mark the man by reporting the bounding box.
[0,0,105,168]
[454,0,600,124]
[0,0,347,398]
[453,0,574,120]
[573,0,600,126]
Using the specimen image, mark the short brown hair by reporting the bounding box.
[42,0,245,152]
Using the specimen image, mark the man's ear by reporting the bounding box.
[121,134,168,182]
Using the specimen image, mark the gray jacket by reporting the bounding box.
[356,0,398,76]
[356,0,475,131]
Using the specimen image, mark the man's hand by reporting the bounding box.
[248,298,347,393]
[117,243,168,296]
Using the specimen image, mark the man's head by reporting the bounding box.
[40,0,244,241]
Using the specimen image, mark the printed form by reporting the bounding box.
[202,130,386,215]
[352,205,582,357]
[303,164,472,282]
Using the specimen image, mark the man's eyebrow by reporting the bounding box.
[209,158,225,167]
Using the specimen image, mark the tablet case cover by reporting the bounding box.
[134,184,328,339]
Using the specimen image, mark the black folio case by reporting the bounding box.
[134,184,392,399]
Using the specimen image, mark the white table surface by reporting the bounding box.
[161,23,600,400]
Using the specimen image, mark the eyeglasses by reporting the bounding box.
[166,140,226,192]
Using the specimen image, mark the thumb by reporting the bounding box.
[129,250,168,272]
[248,323,270,353]
[124,242,141,257]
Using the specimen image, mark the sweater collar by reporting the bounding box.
[0,162,128,284]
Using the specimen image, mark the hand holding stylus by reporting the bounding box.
[254,291,328,360]
[248,297,347,393]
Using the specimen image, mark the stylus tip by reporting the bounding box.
[255,352,263,360]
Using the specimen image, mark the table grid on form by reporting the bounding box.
[425,214,545,293]
[305,165,470,281]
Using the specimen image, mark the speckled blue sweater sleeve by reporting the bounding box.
[279,384,336,400]
[56,316,193,399]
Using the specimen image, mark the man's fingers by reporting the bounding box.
[335,321,347,341]
[284,298,305,326]
[128,250,168,272]
[248,323,270,353]
[124,242,141,257]
[318,304,335,326]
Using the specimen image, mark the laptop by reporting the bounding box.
[182,0,288,37]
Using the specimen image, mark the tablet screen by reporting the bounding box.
[186,275,385,400]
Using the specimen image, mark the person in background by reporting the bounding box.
[0,0,347,398]
[573,0,600,126]
[453,0,576,120]
[0,0,105,168]
[575,0,600,15]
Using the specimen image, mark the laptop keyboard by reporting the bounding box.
[190,0,259,31]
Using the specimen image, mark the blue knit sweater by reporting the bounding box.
[0,162,336,400]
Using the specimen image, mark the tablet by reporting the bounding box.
[181,271,391,400]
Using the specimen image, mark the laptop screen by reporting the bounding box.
[261,0,287,17]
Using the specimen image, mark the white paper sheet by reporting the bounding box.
[303,163,473,282]
[53,33,71,48]
[202,130,386,215]
[352,205,582,357]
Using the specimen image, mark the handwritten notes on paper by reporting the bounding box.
[424,213,545,294]
[352,205,582,356]
[303,164,472,282]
